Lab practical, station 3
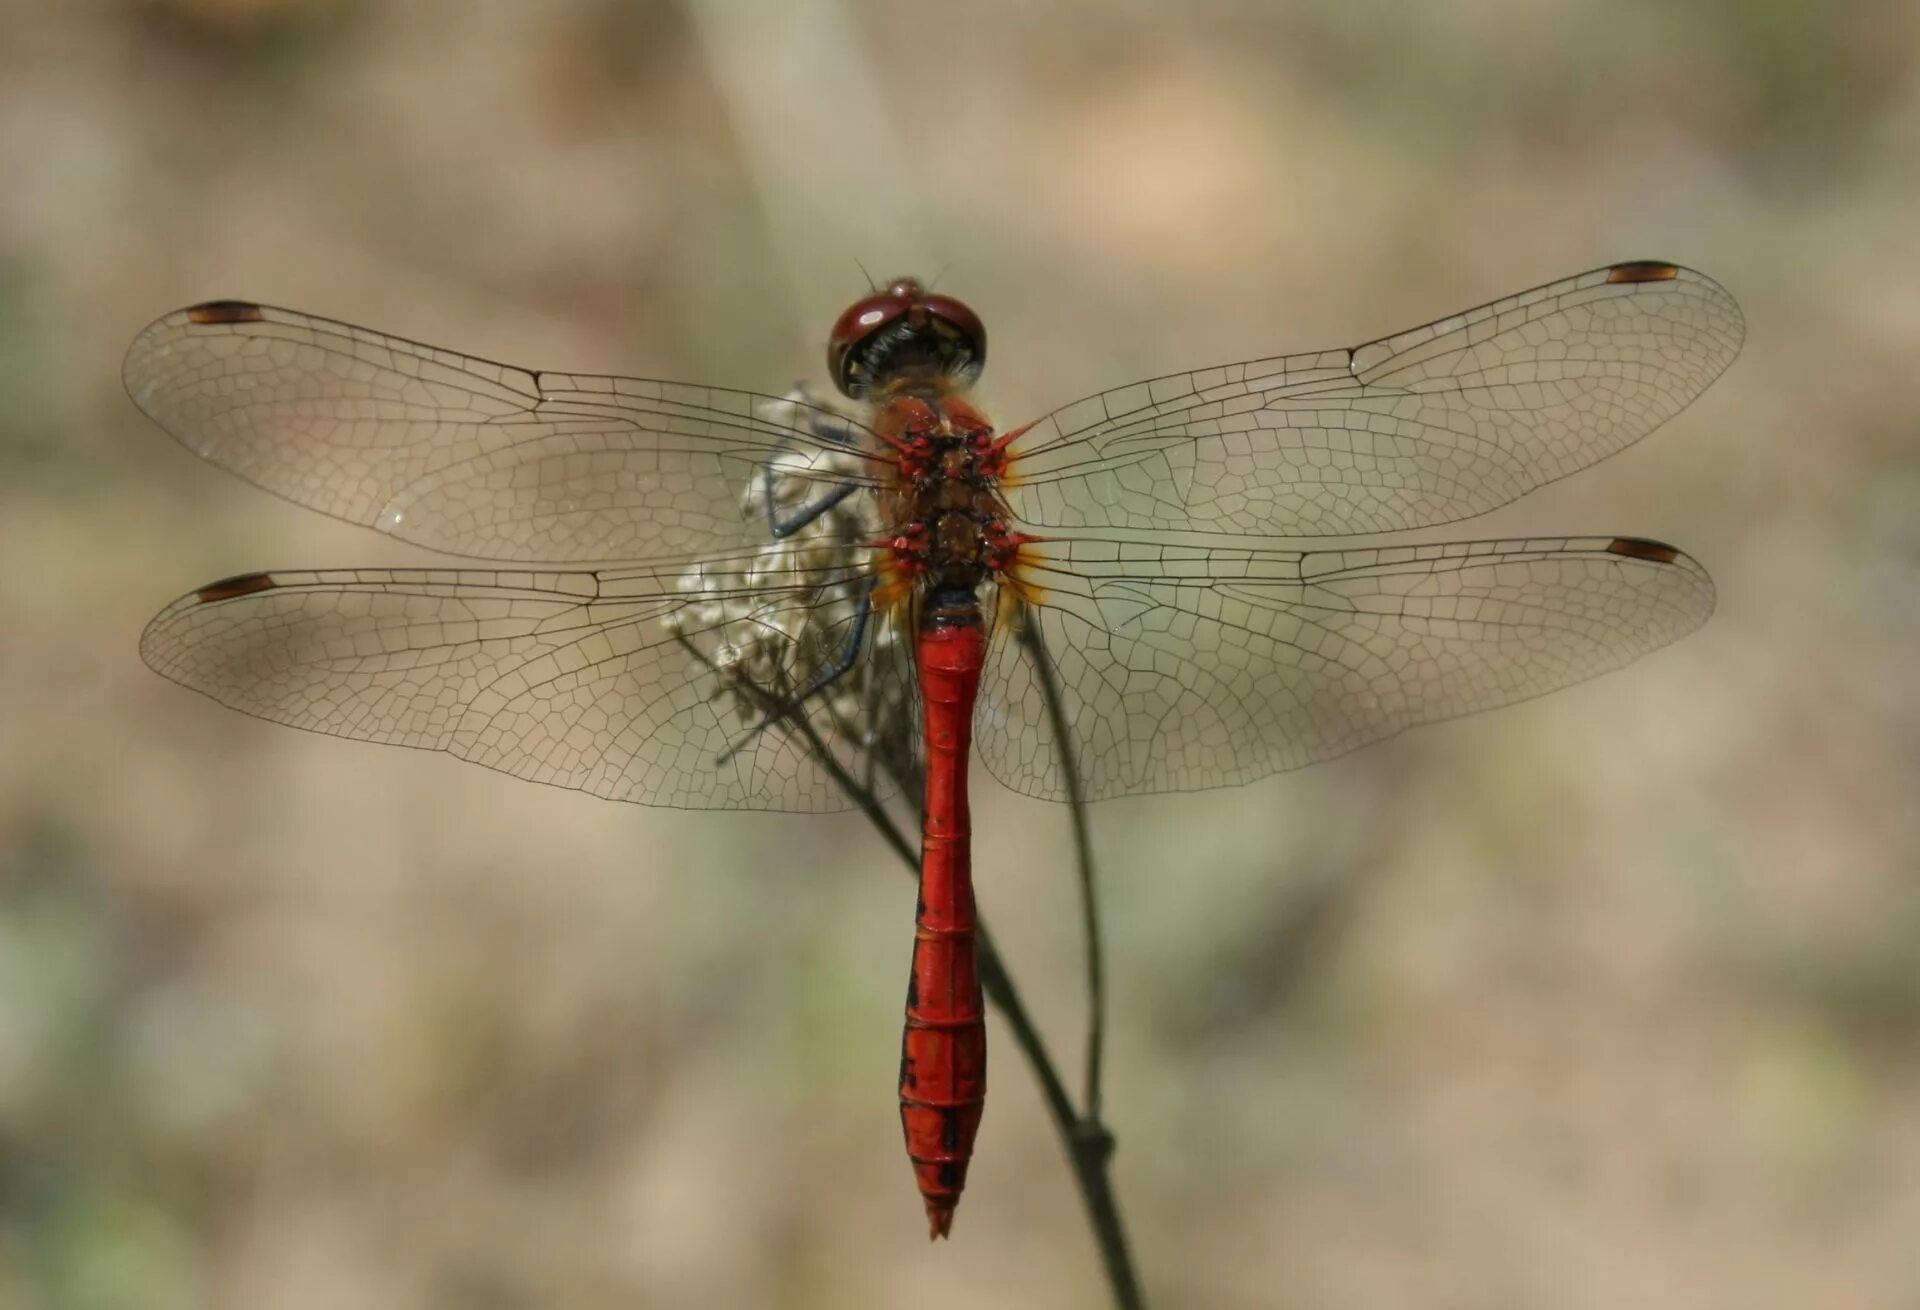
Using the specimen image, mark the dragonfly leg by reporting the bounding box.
[716,585,874,764]
[762,399,863,539]
[765,476,860,539]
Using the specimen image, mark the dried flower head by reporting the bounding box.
[664,387,918,791]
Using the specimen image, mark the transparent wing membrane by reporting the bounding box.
[142,551,912,812]
[1003,262,1742,536]
[124,302,889,563]
[977,535,1714,801]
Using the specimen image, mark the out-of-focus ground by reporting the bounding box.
[1,1,1915,1307]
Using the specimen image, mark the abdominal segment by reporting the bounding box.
[899,615,988,1238]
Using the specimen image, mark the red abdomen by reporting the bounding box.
[900,613,988,1238]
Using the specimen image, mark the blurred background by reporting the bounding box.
[1,1,1916,1306]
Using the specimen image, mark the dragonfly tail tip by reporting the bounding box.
[926,1203,955,1240]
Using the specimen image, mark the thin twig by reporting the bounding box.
[1013,612,1105,1119]
[1012,607,1139,1310]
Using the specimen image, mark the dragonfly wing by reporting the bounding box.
[125,302,886,563]
[142,551,915,812]
[1002,262,1741,535]
[975,536,1713,801]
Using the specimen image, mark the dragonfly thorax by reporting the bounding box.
[875,393,1031,598]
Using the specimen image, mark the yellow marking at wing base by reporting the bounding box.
[999,544,1049,608]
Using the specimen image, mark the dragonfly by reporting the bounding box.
[127,260,1741,1237]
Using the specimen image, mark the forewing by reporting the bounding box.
[1003,262,1741,535]
[142,553,914,812]
[975,536,1713,801]
[124,302,886,562]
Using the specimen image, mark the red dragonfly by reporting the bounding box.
[127,261,1740,1237]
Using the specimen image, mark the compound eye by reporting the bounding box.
[827,281,920,397]
[915,293,985,362]
[826,278,987,398]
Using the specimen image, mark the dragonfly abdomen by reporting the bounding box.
[900,602,988,1239]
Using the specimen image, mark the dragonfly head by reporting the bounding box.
[828,277,985,399]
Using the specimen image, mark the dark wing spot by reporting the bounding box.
[1605,537,1681,563]
[1607,261,1680,284]
[186,301,266,324]
[196,572,278,603]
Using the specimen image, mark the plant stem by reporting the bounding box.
[1013,610,1138,1308]
[1014,616,1106,1120]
